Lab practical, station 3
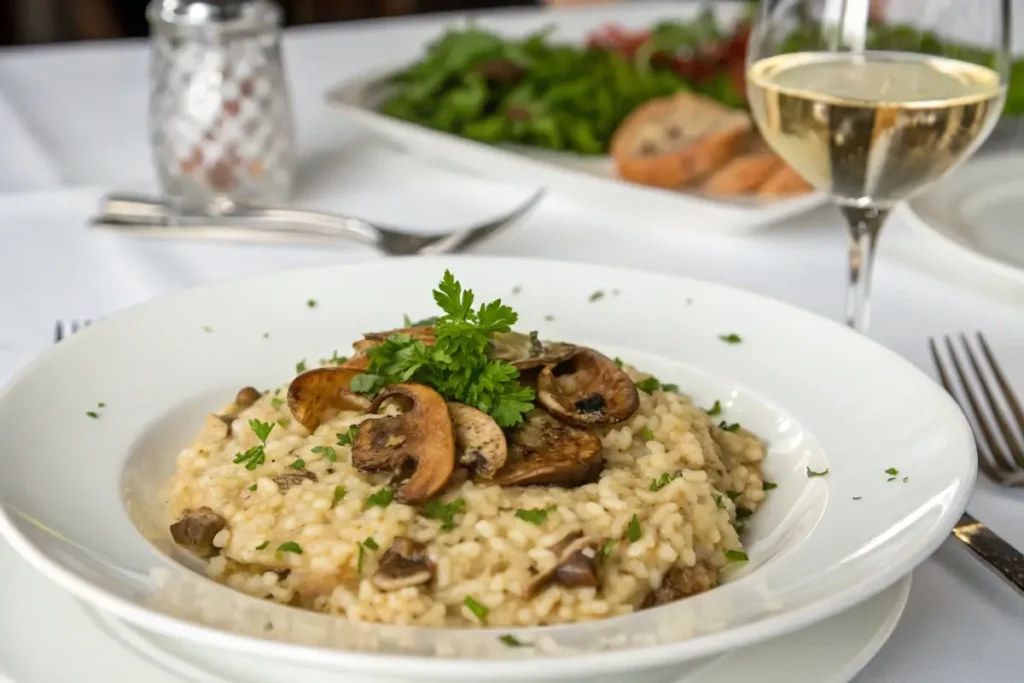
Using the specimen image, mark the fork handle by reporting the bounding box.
[954,512,1024,595]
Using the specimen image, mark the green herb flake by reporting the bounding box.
[464,596,489,621]
[712,492,723,508]
[650,471,682,492]
[289,458,305,470]
[635,377,661,394]
[270,397,284,408]
[718,421,741,433]
[363,537,379,551]
[331,485,347,508]
[357,543,366,575]
[735,506,753,520]
[202,325,213,333]
[705,400,722,416]
[723,549,748,563]
[806,467,829,478]
[422,498,467,530]
[295,359,307,374]
[97,402,106,408]
[511,286,522,295]
[248,484,257,491]
[255,541,269,550]
[86,411,99,419]
[885,467,899,476]
[614,357,624,368]
[544,314,555,321]
[639,426,655,441]
[277,541,303,556]
[306,299,317,309]
[365,487,394,509]
[589,290,605,302]
[660,383,679,393]
[262,332,270,339]
[903,476,909,483]
[250,419,274,443]
[762,481,778,491]
[312,445,337,462]
[625,514,642,542]
[601,538,616,557]
[718,333,743,344]
[277,417,291,429]
[336,424,360,446]
[514,508,549,525]
[499,634,529,647]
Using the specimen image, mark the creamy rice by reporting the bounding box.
[167,367,765,628]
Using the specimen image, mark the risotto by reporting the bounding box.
[166,275,766,628]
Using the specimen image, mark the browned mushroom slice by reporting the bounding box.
[448,402,507,478]
[287,367,370,432]
[537,348,639,427]
[235,386,262,409]
[640,560,719,609]
[169,507,227,559]
[525,531,603,598]
[371,537,435,591]
[490,411,603,487]
[351,383,455,504]
[272,469,318,493]
[488,331,576,371]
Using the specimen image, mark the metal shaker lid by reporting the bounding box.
[147,0,281,27]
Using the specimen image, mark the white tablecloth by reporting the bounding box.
[2,4,1024,682]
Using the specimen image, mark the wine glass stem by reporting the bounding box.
[839,204,890,333]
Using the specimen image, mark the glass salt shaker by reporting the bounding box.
[147,0,294,211]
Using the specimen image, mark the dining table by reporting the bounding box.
[1,2,1023,681]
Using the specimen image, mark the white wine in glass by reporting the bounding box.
[746,0,1010,332]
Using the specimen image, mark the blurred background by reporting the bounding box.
[0,0,544,45]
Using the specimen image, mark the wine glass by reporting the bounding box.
[746,0,1011,332]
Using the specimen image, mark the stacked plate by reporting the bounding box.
[0,258,974,682]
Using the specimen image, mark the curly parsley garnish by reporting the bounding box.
[233,419,274,470]
[351,272,535,427]
[422,498,466,530]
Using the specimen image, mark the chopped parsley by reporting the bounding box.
[262,332,270,339]
[97,402,105,408]
[625,514,642,542]
[202,325,213,333]
[464,596,489,621]
[321,350,348,366]
[312,445,337,462]
[336,425,360,446]
[256,541,269,550]
[614,357,624,368]
[248,484,257,491]
[289,458,305,470]
[350,272,535,428]
[735,506,753,520]
[639,426,655,441]
[295,359,307,374]
[422,498,467,530]
[711,492,723,508]
[723,549,748,563]
[719,333,743,344]
[306,299,317,309]
[661,383,679,393]
[514,507,550,525]
[762,481,777,490]
[331,485,347,507]
[806,467,829,478]
[499,634,529,647]
[365,487,394,509]
[276,541,303,556]
[86,411,99,419]
[511,286,522,295]
[705,400,722,416]
[544,314,555,321]
[650,471,681,492]
[233,419,275,470]
[270,397,284,408]
[589,290,605,302]
[635,377,661,394]
[277,417,291,429]
[718,421,741,432]
[363,537,379,550]
[726,491,743,502]
[885,467,899,476]
[601,538,616,557]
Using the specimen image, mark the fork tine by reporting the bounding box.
[929,339,1005,484]
[977,332,1024,451]
[54,321,64,343]
[961,333,1024,470]
[943,336,1016,473]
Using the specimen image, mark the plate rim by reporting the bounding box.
[0,256,973,678]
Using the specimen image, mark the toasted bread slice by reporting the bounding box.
[611,93,752,189]
[702,153,783,196]
[757,163,814,197]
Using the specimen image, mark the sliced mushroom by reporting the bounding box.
[351,383,455,504]
[287,367,370,432]
[448,402,507,478]
[525,531,602,598]
[536,348,639,427]
[272,469,318,493]
[235,386,262,409]
[640,560,719,609]
[490,410,603,487]
[488,331,576,371]
[169,507,227,559]
[371,537,434,591]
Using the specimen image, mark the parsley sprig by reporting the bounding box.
[351,272,535,427]
[233,419,274,471]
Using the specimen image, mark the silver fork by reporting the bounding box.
[89,190,545,256]
[930,333,1024,596]
[54,320,91,342]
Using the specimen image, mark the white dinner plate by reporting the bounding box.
[904,152,1024,286]
[0,535,909,683]
[0,257,971,682]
